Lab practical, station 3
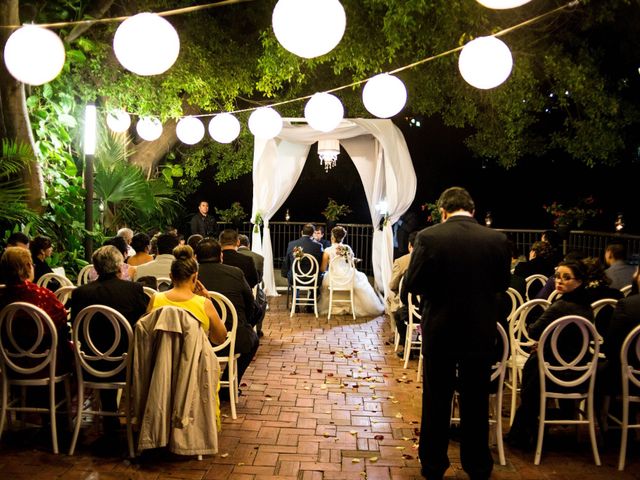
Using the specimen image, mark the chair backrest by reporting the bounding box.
[72,304,133,379]
[143,286,157,299]
[537,315,599,391]
[620,285,632,297]
[54,285,76,306]
[510,299,551,359]
[156,277,172,292]
[328,254,355,291]
[493,322,510,383]
[36,272,74,290]
[525,274,548,300]
[77,264,94,286]
[292,254,319,288]
[0,302,58,377]
[591,298,619,340]
[506,287,524,321]
[208,291,238,355]
[547,289,562,303]
[407,293,422,325]
[620,323,640,395]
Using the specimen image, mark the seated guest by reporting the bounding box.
[0,247,71,375]
[281,223,323,285]
[70,245,149,432]
[29,235,55,285]
[237,234,264,282]
[146,245,226,345]
[541,229,563,266]
[535,250,586,300]
[219,229,259,288]
[386,231,417,350]
[313,227,331,250]
[507,259,594,449]
[117,227,135,258]
[604,243,635,290]
[513,241,555,291]
[134,233,180,281]
[195,238,259,388]
[6,231,30,249]
[127,233,154,267]
[88,236,136,282]
[187,234,203,252]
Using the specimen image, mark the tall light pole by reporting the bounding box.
[84,104,97,261]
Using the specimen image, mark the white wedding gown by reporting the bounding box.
[318,244,385,317]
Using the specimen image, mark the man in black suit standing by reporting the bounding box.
[403,187,511,480]
[190,200,218,237]
[281,223,324,284]
[219,229,259,288]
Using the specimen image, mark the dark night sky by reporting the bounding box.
[190,114,640,234]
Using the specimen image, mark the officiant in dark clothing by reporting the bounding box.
[190,200,218,237]
[195,238,259,386]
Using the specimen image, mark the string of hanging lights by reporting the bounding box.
[1,0,578,145]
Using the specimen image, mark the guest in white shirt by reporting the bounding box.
[134,234,179,281]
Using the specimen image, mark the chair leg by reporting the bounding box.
[313,289,318,318]
[0,376,8,440]
[49,380,59,454]
[403,328,411,369]
[618,399,629,471]
[328,289,333,320]
[350,291,356,320]
[495,392,506,466]
[125,388,135,458]
[228,360,237,420]
[534,397,546,465]
[417,353,423,383]
[509,364,518,426]
[69,383,84,455]
[290,288,296,318]
[64,377,73,432]
[587,395,601,466]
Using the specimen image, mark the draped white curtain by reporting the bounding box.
[251,119,416,298]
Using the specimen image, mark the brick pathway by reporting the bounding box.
[0,296,638,479]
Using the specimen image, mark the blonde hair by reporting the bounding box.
[0,247,33,284]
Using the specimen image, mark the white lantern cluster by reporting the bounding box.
[248,107,283,139]
[136,117,163,141]
[106,110,131,133]
[208,113,241,143]
[362,74,407,118]
[304,93,344,132]
[476,0,532,9]
[176,116,205,145]
[458,36,513,89]
[272,0,346,59]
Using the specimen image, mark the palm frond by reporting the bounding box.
[0,139,34,178]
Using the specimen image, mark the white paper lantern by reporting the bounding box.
[272,0,346,59]
[476,0,532,9]
[176,116,205,145]
[304,93,344,133]
[458,36,513,90]
[113,13,180,76]
[362,74,407,118]
[136,117,163,141]
[106,110,131,133]
[3,25,66,86]
[248,107,283,139]
[208,113,241,143]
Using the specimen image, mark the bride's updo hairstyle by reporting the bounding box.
[171,245,198,283]
[331,226,347,243]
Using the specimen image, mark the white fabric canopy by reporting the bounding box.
[251,118,416,298]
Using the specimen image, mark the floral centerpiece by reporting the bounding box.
[421,201,442,225]
[543,196,601,228]
[293,246,304,260]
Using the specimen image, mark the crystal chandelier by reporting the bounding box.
[318,139,340,172]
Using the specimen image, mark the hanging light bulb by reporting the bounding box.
[106,110,131,133]
[113,13,180,76]
[136,117,163,141]
[476,0,532,9]
[208,113,241,143]
[176,116,205,145]
[248,107,283,139]
[304,93,344,132]
[3,25,66,86]
[362,74,407,118]
[317,139,340,172]
[272,0,346,59]
[458,36,513,89]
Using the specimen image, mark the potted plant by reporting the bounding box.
[421,201,442,225]
[543,196,601,237]
[215,202,248,230]
[322,198,352,233]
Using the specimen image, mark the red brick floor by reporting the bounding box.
[0,296,638,479]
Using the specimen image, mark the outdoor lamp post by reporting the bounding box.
[485,211,493,227]
[84,104,97,261]
[615,213,625,233]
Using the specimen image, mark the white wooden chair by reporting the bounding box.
[506,299,551,426]
[534,315,601,466]
[142,286,157,299]
[208,291,241,420]
[591,298,620,354]
[327,254,356,319]
[403,293,422,369]
[69,305,134,457]
[156,277,172,291]
[451,322,509,465]
[606,323,640,470]
[289,254,320,318]
[76,264,94,286]
[547,289,562,303]
[36,272,74,290]
[620,285,632,297]
[525,274,548,301]
[506,287,524,322]
[0,302,72,454]
[53,285,76,306]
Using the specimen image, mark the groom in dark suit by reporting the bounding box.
[281,223,324,284]
[403,187,511,480]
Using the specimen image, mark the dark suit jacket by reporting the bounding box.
[602,293,640,377]
[190,213,218,237]
[238,246,264,282]
[197,260,258,355]
[221,249,259,288]
[403,215,511,356]
[281,236,323,279]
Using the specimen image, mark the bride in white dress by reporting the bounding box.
[318,226,385,317]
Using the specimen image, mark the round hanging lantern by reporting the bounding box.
[136,117,163,141]
[106,110,131,133]
[248,107,283,139]
[208,113,241,143]
[113,13,180,76]
[3,25,66,86]
[476,0,532,9]
[458,36,513,90]
[272,0,346,59]
[304,93,344,133]
[176,116,205,145]
[362,74,407,118]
